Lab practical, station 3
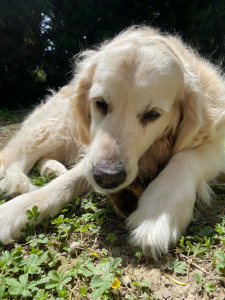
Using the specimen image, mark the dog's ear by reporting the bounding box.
[72,51,98,145]
[73,78,92,145]
[173,71,203,153]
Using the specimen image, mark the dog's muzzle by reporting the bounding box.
[92,162,127,189]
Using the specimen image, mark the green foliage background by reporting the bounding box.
[1,0,225,108]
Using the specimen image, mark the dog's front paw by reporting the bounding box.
[126,176,196,259]
[0,172,37,196]
[0,194,37,245]
[38,159,68,177]
[127,210,181,259]
[126,191,195,259]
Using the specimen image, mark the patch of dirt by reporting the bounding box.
[0,124,20,149]
[0,110,28,149]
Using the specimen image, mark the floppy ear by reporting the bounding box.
[173,71,203,153]
[73,78,91,145]
[72,51,98,145]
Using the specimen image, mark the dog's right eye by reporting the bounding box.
[95,99,108,115]
[139,109,161,126]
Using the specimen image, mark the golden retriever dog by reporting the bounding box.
[0,26,225,258]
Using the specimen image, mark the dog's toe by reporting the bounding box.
[39,159,68,177]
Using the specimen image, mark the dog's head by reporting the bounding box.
[72,27,203,193]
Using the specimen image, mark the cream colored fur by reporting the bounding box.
[0,26,225,258]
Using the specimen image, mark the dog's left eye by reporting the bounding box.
[140,109,161,126]
[95,99,108,115]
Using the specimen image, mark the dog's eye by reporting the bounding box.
[95,99,108,115]
[140,109,161,126]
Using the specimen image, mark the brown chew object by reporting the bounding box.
[109,178,145,219]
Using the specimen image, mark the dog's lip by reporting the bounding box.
[94,179,123,190]
[93,172,148,195]
[94,185,124,193]
[93,182,128,194]
[92,177,136,194]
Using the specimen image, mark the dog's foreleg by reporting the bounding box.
[0,160,92,245]
[127,140,225,259]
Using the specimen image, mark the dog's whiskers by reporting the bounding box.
[138,166,153,182]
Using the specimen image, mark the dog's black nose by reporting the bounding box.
[92,163,127,189]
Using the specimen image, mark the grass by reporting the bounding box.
[0,184,154,299]
[0,109,14,122]
[0,173,224,299]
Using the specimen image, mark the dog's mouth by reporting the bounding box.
[89,160,152,217]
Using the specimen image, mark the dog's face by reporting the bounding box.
[78,42,185,193]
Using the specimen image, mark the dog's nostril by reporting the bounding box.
[92,163,127,189]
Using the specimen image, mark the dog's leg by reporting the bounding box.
[37,158,68,177]
[0,94,78,196]
[0,160,92,245]
[0,133,67,196]
[127,141,225,259]
[0,154,39,195]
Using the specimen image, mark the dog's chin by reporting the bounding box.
[91,180,131,194]
[86,174,137,194]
